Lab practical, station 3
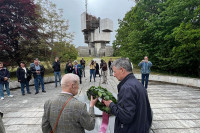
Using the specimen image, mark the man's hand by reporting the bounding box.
[4,77,8,81]
[36,71,40,74]
[90,96,98,107]
[102,99,112,107]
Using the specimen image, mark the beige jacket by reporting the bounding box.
[42,93,95,133]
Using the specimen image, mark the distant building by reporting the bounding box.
[79,12,114,57]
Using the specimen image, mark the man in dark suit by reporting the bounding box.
[103,58,152,133]
[42,74,98,133]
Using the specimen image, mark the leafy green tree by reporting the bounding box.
[114,0,200,77]
[52,41,78,62]
[0,0,41,65]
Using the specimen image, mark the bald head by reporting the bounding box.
[61,74,79,95]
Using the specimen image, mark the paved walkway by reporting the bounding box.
[0,58,200,133]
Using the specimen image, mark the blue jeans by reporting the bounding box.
[34,75,45,93]
[0,82,11,97]
[142,74,149,89]
[20,79,30,94]
[90,69,95,81]
[54,71,61,87]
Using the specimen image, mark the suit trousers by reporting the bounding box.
[102,70,107,83]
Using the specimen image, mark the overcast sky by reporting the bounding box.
[50,0,135,47]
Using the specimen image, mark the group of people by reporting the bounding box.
[18,58,46,95]
[63,57,114,85]
[0,56,153,132]
[42,58,153,133]
[0,58,46,100]
[89,59,112,84]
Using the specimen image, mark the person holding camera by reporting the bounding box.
[16,61,32,95]
[89,60,96,82]
[0,62,13,100]
[138,56,152,89]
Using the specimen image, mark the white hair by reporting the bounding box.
[61,74,79,88]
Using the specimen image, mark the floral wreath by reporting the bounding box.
[87,86,117,114]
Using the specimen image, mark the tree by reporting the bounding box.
[36,0,74,61]
[52,41,78,62]
[0,0,41,65]
[114,0,200,77]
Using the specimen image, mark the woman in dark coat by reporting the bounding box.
[66,63,73,73]
[95,61,100,77]
[16,62,31,95]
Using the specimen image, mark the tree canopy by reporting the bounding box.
[0,0,41,65]
[114,0,200,77]
[0,0,77,66]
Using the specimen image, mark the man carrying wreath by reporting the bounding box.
[103,58,152,133]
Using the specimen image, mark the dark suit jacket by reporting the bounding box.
[42,93,95,133]
[16,67,32,82]
[30,64,45,78]
[109,73,152,133]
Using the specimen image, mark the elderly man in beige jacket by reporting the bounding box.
[42,74,98,133]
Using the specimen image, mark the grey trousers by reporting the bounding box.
[102,70,107,83]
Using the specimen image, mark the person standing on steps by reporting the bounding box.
[108,58,113,76]
[52,57,61,88]
[101,60,108,84]
[138,56,152,89]
[89,60,96,82]
[30,58,46,94]
[16,61,32,95]
[73,60,82,84]
[0,62,14,100]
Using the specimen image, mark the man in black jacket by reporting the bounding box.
[30,58,46,94]
[16,62,32,95]
[52,57,61,87]
[103,58,152,133]
[0,62,13,100]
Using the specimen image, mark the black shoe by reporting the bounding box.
[42,90,46,93]
[22,93,25,96]
[27,92,31,94]
[35,92,39,95]
[90,80,91,82]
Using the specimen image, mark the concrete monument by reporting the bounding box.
[78,12,114,57]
